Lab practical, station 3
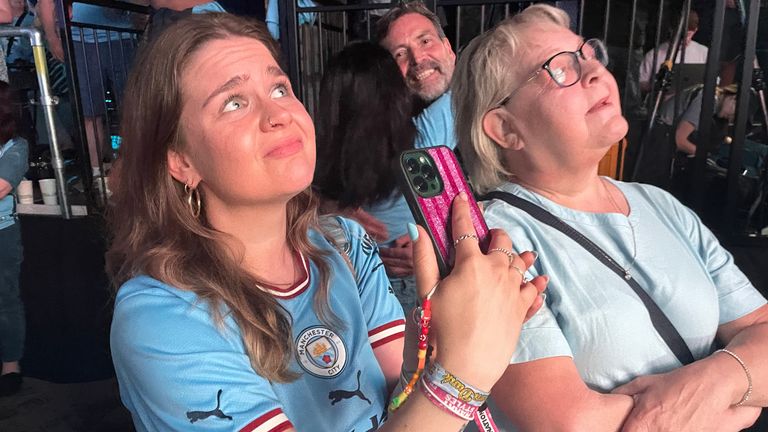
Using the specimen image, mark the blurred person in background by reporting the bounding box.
[0,80,29,397]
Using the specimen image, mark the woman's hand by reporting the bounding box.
[411,192,546,391]
[613,362,761,432]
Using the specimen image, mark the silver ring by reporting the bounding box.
[511,264,527,281]
[488,247,515,263]
[453,233,479,247]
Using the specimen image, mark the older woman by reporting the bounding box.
[107,12,544,432]
[453,4,768,431]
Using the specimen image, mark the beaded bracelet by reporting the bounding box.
[388,283,437,413]
[715,348,753,407]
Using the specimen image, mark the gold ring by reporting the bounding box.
[488,247,515,263]
[453,233,479,247]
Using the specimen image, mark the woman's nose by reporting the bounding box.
[261,104,292,131]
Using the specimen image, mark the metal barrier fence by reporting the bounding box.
[59,0,147,208]
[5,0,147,215]
[279,0,767,242]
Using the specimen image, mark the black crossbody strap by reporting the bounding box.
[482,191,695,365]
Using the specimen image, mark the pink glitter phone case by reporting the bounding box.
[399,146,490,277]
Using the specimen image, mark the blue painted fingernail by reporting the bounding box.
[407,223,419,241]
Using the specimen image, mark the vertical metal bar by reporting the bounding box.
[91,28,108,181]
[603,0,611,43]
[649,0,665,112]
[318,13,324,75]
[281,0,301,101]
[725,0,760,235]
[455,6,461,48]
[59,0,91,211]
[623,0,638,112]
[672,2,692,131]
[0,28,72,217]
[342,10,348,45]
[691,0,727,209]
[480,5,486,33]
[505,3,510,19]
[366,9,371,40]
[578,0,585,35]
[425,0,437,14]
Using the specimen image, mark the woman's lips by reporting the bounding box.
[265,138,303,158]
[588,96,611,114]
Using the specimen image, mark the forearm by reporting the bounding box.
[37,1,58,38]
[494,360,635,432]
[515,389,634,432]
[715,322,768,406]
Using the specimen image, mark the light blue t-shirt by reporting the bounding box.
[470,180,767,432]
[0,138,29,230]
[484,180,766,390]
[363,91,457,247]
[111,218,405,432]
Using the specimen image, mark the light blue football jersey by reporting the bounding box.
[111,218,405,431]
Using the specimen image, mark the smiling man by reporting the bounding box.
[376,2,455,105]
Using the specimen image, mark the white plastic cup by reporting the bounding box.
[39,179,58,206]
[17,180,34,204]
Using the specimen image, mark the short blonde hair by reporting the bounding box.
[452,4,570,194]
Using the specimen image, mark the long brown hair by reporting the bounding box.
[106,13,338,382]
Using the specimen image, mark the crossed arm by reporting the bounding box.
[492,304,768,431]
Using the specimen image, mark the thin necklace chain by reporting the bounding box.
[602,178,637,278]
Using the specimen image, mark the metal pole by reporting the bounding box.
[281,0,301,100]
[623,0,638,113]
[690,0,727,209]
[725,0,760,235]
[0,28,72,218]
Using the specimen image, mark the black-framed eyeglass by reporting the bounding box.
[495,38,609,107]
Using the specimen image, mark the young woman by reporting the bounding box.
[107,13,544,431]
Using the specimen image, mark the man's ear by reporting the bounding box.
[167,149,200,186]
[482,107,524,150]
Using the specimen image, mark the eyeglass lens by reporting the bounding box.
[545,40,608,88]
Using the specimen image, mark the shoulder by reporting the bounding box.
[314,216,376,257]
[112,275,238,352]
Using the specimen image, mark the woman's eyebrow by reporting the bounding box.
[203,74,249,108]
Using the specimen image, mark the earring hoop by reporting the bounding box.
[184,183,201,218]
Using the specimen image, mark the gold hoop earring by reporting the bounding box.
[184,183,201,218]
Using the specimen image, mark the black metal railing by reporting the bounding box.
[278,0,766,243]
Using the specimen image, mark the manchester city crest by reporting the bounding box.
[295,326,348,378]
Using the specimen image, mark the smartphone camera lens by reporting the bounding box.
[421,165,435,180]
[414,176,426,192]
[406,158,419,174]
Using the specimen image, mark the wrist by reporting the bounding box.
[713,348,753,406]
[434,351,497,392]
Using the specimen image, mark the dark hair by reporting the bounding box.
[374,1,445,42]
[314,41,417,208]
[0,81,18,143]
[106,13,337,383]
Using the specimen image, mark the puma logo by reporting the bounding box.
[186,389,233,423]
[329,370,371,405]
